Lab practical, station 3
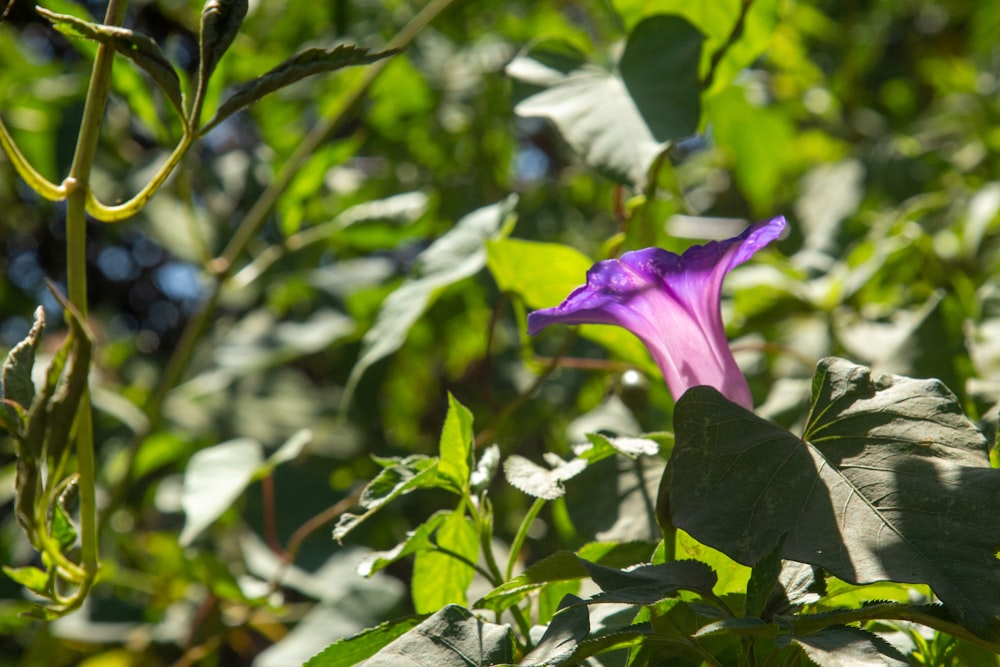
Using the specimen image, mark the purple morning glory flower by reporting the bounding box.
[527,216,786,409]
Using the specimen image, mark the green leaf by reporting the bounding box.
[203,45,398,133]
[694,617,778,639]
[745,536,784,620]
[3,566,49,595]
[507,15,702,188]
[669,357,1000,641]
[361,605,512,666]
[198,0,248,84]
[437,394,474,494]
[179,438,264,546]
[477,551,591,612]
[266,428,311,468]
[521,595,590,667]
[357,511,451,577]
[611,0,780,94]
[332,455,440,542]
[763,560,822,619]
[51,498,77,551]
[411,511,478,614]
[342,197,517,409]
[486,238,656,374]
[1,306,43,431]
[619,15,703,141]
[36,8,185,120]
[783,626,909,667]
[476,551,715,612]
[581,559,718,605]
[304,616,423,667]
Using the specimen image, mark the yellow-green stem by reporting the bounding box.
[63,0,130,597]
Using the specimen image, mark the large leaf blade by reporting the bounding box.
[668,357,1000,640]
[508,15,702,188]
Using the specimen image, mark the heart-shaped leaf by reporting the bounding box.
[668,357,1000,640]
[508,15,703,188]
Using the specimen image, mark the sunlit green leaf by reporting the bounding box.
[411,511,478,614]
[437,393,474,494]
[2,566,49,595]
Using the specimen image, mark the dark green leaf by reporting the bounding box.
[694,617,778,638]
[199,0,248,83]
[203,45,397,132]
[581,559,718,605]
[669,357,1000,640]
[745,536,784,620]
[333,455,440,542]
[304,616,423,667]
[507,15,702,188]
[437,393,474,494]
[1,306,43,430]
[342,197,517,409]
[520,595,590,667]
[619,15,703,142]
[362,605,512,666]
[783,626,909,667]
[763,560,823,619]
[477,551,591,612]
[36,8,185,120]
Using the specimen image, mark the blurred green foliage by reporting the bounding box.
[0,0,998,665]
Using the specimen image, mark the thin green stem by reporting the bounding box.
[703,0,754,91]
[85,133,193,222]
[506,497,546,581]
[62,0,130,604]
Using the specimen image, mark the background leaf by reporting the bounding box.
[342,196,517,408]
[508,15,702,188]
[202,45,397,132]
[179,438,263,546]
